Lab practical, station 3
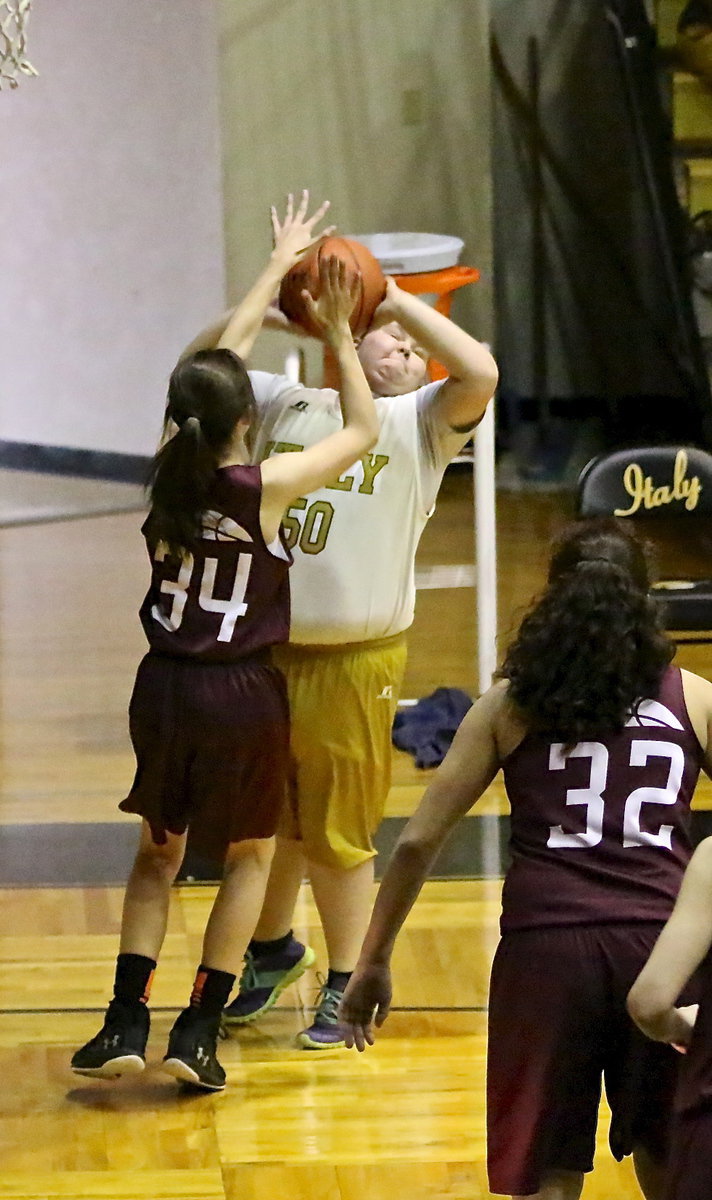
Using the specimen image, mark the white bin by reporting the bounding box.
[349,232,464,275]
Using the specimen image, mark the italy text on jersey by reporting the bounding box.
[264,441,389,494]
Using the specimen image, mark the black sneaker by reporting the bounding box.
[71,999,149,1079]
[161,1008,226,1092]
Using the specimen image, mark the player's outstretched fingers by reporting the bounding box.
[306,198,332,231]
[270,193,334,257]
[342,1019,374,1053]
[296,188,310,219]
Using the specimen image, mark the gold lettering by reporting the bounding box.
[673,449,702,511]
[614,451,702,516]
[615,463,644,516]
[358,453,389,495]
[326,470,355,492]
[268,445,389,495]
[686,477,702,511]
[673,449,688,502]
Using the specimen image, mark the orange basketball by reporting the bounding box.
[279,236,387,339]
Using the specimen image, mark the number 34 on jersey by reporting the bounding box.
[151,511,254,643]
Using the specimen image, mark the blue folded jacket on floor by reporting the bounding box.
[391,686,473,769]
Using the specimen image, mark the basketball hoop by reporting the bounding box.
[0,0,37,90]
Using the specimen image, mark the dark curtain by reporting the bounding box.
[491,0,712,447]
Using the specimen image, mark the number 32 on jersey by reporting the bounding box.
[547,739,684,850]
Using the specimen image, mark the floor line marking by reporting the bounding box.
[0,1004,489,1016]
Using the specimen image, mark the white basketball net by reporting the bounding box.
[0,0,37,90]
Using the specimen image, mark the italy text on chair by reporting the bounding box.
[577,445,712,644]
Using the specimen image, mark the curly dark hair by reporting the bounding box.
[499,518,674,745]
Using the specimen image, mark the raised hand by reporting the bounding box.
[368,276,403,328]
[338,961,393,1051]
[270,190,335,274]
[301,254,360,346]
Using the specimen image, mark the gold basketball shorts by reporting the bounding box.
[272,633,408,869]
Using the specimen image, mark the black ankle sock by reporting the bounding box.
[249,931,294,957]
[189,965,236,1018]
[327,969,352,994]
[113,953,156,1006]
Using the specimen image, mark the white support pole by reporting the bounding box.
[283,347,304,384]
[474,396,497,695]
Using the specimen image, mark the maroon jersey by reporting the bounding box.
[139,464,291,663]
[500,666,702,931]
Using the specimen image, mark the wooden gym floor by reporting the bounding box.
[1,468,711,1199]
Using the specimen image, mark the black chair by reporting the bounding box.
[577,445,712,642]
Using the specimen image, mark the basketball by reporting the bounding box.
[279,236,387,339]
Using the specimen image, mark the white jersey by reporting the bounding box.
[249,371,471,644]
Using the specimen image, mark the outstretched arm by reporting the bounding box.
[179,191,334,362]
[627,836,712,1047]
[372,278,498,430]
[180,306,237,361]
[338,683,509,1051]
[180,302,307,360]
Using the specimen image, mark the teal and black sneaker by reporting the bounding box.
[222,938,315,1026]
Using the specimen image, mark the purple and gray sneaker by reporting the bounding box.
[222,938,315,1026]
[296,981,347,1049]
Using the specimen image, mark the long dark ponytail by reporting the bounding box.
[146,349,256,556]
[499,519,674,744]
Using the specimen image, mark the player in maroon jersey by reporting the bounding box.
[339,518,712,1199]
[70,194,379,1092]
[628,839,712,1200]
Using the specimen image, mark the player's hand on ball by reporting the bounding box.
[339,962,393,1052]
[270,190,335,274]
[369,276,404,327]
[301,254,360,345]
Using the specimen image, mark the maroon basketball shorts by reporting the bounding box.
[487,923,681,1196]
[120,652,289,863]
[665,1106,712,1200]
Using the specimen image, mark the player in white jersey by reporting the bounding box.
[246,368,467,644]
[184,195,499,1046]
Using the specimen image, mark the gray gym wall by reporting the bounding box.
[2,0,225,458]
[1,1,494,461]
